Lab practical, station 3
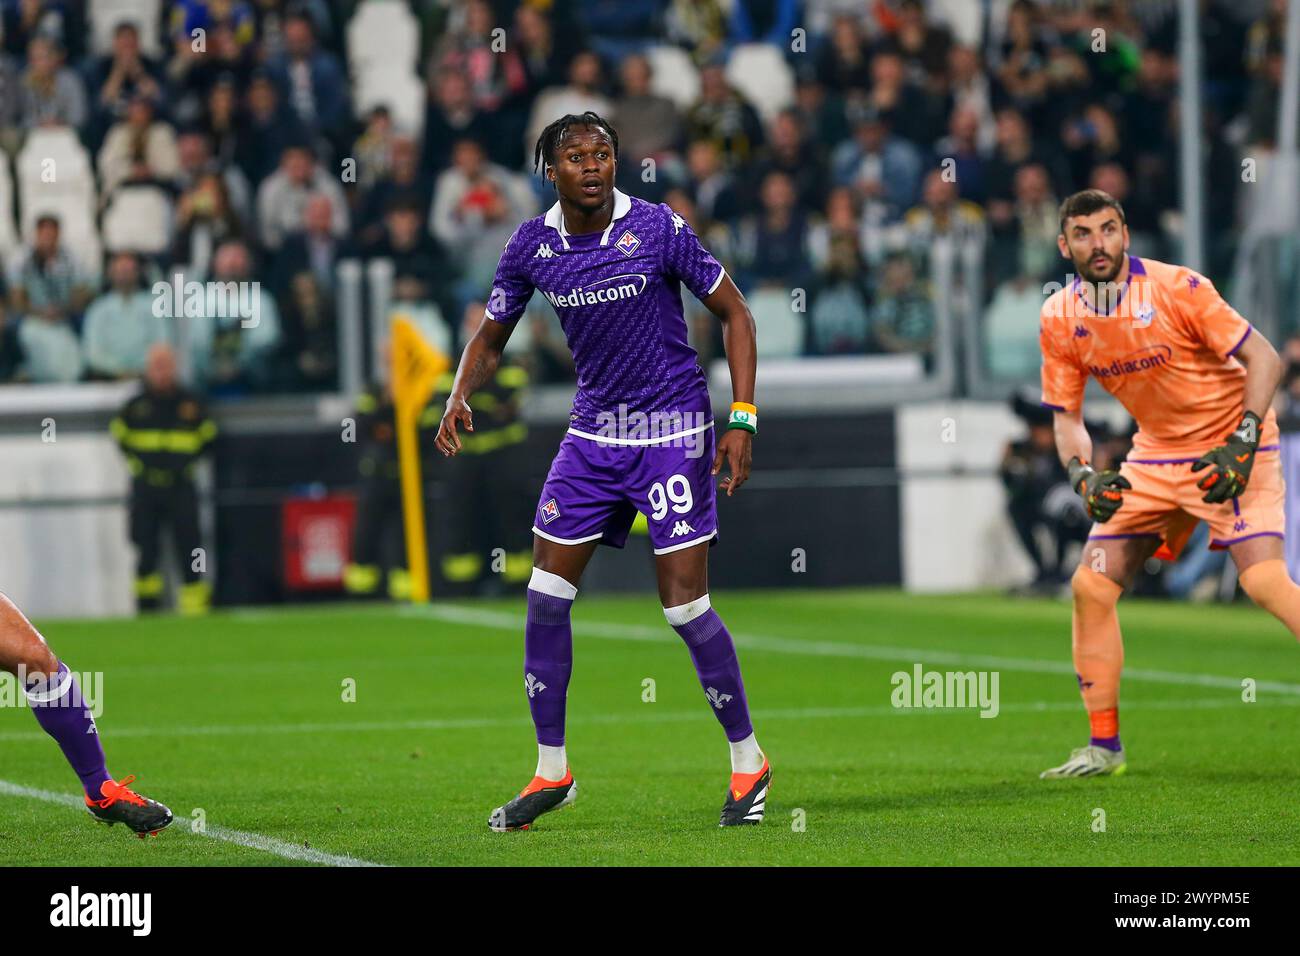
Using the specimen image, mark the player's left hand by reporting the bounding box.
[1192,442,1255,504]
[713,428,751,497]
[1191,411,1261,504]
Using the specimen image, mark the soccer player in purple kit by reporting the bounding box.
[435,113,768,830]
[1,592,173,836]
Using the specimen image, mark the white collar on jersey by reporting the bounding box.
[544,187,632,250]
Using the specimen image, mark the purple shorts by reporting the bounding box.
[532,426,719,554]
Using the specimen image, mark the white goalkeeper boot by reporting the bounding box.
[1040,745,1127,779]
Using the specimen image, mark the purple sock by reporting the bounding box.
[524,585,574,747]
[26,662,111,799]
[1091,735,1123,752]
[666,597,753,742]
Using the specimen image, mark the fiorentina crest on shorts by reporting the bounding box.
[615,230,641,256]
[541,498,560,524]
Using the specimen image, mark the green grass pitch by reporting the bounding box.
[1,589,1298,866]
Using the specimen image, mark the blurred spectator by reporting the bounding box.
[945,45,995,153]
[356,135,431,249]
[173,170,248,279]
[933,104,989,204]
[870,252,935,357]
[422,67,496,175]
[612,53,683,198]
[686,61,765,172]
[176,126,252,222]
[3,0,79,60]
[809,232,871,356]
[750,109,830,215]
[83,252,170,380]
[387,273,453,360]
[665,0,728,64]
[525,50,616,163]
[515,3,580,93]
[267,9,349,147]
[732,170,817,293]
[888,170,986,317]
[271,193,354,296]
[235,71,307,188]
[814,14,873,93]
[351,106,397,192]
[167,3,257,120]
[832,107,923,232]
[200,74,242,169]
[982,273,1046,380]
[435,0,529,116]
[365,196,450,297]
[18,35,86,129]
[863,49,943,148]
[97,93,181,199]
[279,272,337,392]
[255,142,349,252]
[985,107,1069,224]
[682,138,742,225]
[877,0,953,92]
[6,214,94,325]
[430,138,536,302]
[188,240,281,393]
[85,21,163,149]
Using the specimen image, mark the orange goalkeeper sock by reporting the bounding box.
[1071,567,1125,750]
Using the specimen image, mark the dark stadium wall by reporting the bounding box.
[211,413,902,605]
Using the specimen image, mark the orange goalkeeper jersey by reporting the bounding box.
[1039,255,1278,459]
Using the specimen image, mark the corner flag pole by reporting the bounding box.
[389,318,449,603]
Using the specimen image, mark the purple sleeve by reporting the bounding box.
[660,204,726,302]
[485,227,533,324]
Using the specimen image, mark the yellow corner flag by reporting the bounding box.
[389,317,450,603]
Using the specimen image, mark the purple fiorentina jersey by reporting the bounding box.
[485,188,726,435]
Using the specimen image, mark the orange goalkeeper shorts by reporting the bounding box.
[1086,447,1286,561]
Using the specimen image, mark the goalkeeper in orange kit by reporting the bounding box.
[1037,189,1296,778]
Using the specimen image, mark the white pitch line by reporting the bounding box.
[404,603,1300,696]
[1,696,1295,744]
[0,779,384,867]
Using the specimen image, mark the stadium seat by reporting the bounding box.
[725,44,795,125]
[644,44,700,110]
[354,66,425,136]
[347,1,419,76]
[16,129,100,268]
[102,185,174,255]
[0,151,19,261]
[747,287,806,358]
[90,0,163,58]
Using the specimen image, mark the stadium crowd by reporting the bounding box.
[0,0,1293,395]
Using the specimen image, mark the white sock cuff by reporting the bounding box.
[528,567,578,601]
[663,593,712,627]
[24,664,70,704]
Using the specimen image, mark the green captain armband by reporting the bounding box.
[727,402,757,435]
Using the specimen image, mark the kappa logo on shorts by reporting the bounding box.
[615,230,641,256]
[669,520,696,538]
[541,498,560,524]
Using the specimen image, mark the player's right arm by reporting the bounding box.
[1040,298,1129,522]
[437,318,513,456]
[437,228,532,457]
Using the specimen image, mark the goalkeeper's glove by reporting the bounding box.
[1068,456,1131,523]
[1191,411,1261,504]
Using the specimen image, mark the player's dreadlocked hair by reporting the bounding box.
[532,111,619,186]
